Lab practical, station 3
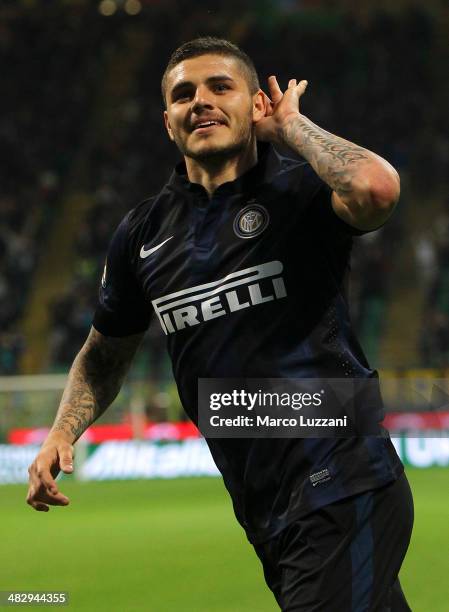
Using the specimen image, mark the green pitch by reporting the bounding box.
[0,468,447,611]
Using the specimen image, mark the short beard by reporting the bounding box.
[183,138,248,164]
[175,110,253,165]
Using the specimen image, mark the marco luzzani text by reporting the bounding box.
[208,389,348,429]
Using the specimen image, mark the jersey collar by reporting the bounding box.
[167,142,275,198]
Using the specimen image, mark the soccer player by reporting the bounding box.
[27,38,414,611]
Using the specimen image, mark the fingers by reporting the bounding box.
[288,78,308,93]
[59,445,74,474]
[26,443,73,512]
[38,465,59,495]
[268,75,283,104]
[26,482,70,512]
[34,502,49,512]
[26,490,68,511]
[268,76,308,109]
[28,499,50,512]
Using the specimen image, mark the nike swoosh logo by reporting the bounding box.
[140,236,174,259]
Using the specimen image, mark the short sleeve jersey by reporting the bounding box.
[93,143,403,544]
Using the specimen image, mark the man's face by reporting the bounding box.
[164,54,262,162]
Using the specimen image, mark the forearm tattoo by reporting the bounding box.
[52,329,141,442]
[280,115,371,199]
[53,377,97,441]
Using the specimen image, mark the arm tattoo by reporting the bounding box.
[52,328,142,442]
[280,115,371,199]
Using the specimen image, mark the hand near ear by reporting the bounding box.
[255,76,308,144]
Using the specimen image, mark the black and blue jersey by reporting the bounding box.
[93,143,403,544]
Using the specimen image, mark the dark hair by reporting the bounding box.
[161,36,260,105]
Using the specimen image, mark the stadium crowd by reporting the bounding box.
[2,2,447,374]
[418,209,449,367]
[0,4,119,373]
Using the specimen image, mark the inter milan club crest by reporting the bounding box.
[233,202,269,239]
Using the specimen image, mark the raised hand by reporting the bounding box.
[255,75,308,144]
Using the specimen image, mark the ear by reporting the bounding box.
[252,90,269,123]
[164,110,175,142]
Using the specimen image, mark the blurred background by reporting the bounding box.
[0,1,448,610]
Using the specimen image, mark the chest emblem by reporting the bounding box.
[233,203,269,239]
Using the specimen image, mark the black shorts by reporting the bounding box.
[254,472,414,612]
